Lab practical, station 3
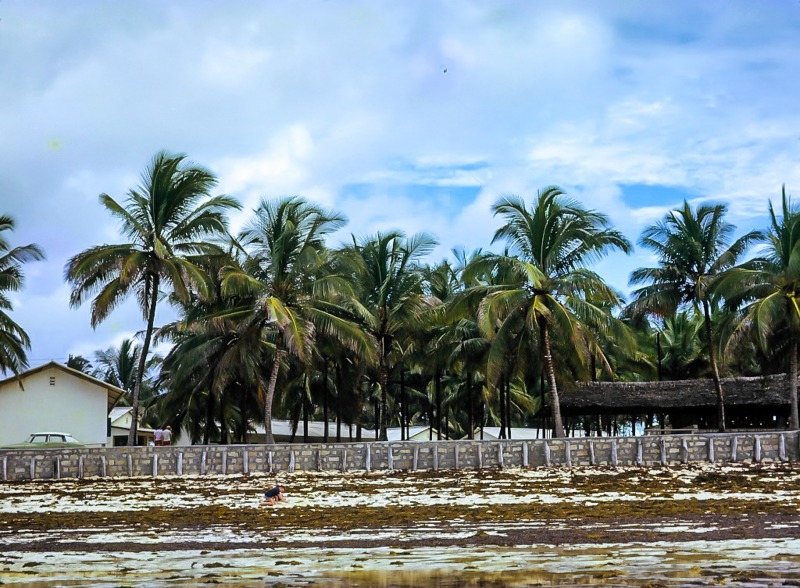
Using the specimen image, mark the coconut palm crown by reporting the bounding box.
[628,200,760,432]
[0,215,45,376]
[64,151,240,445]
[486,186,632,438]
[220,196,373,444]
[718,186,800,429]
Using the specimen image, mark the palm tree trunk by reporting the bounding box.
[264,342,284,445]
[702,299,726,432]
[336,362,343,443]
[302,377,309,443]
[378,343,389,441]
[499,378,506,439]
[541,321,565,438]
[128,274,159,446]
[435,369,442,440]
[323,361,329,443]
[467,370,474,440]
[790,338,799,430]
[400,369,407,441]
[506,376,512,439]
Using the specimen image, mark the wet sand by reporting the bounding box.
[2,462,799,586]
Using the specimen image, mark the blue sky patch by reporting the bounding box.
[620,184,694,209]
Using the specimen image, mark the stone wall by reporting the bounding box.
[1,431,798,482]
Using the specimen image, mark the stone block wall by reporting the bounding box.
[1,431,798,482]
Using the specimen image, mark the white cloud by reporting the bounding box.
[2,0,799,363]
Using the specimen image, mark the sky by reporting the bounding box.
[2,0,800,370]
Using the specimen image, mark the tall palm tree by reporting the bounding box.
[0,215,45,376]
[345,231,437,440]
[628,200,759,432]
[720,186,800,429]
[486,187,632,437]
[220,197,372,444]
[65,151,239,445]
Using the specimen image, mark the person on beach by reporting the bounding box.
[260,485,286,506]
[162,426,172,446]
[153,428,163,446]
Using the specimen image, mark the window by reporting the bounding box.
[49,376,55,386]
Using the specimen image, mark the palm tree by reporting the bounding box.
[719,186,800,429]
[628,200,759,432]
[0,215,45,376]
[220,197,372,444]
[66,354,93,374]
[65,151,240,445]
[345,231,437,440]
[486,187,632,437]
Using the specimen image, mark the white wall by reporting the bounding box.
[0,366,109,446]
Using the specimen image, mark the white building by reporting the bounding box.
[108,406,155,447]
[247,420,378,444]
[0,361,125,447]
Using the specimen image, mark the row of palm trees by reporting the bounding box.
[3,151,800,444]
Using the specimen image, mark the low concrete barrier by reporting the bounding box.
[1,431,798,482]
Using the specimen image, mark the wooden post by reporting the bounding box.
[341,448,347,472]
[79,455,85,479]
[708,438,715,463]
[365,446,371,472]
[222,451,228,475]
[127,454,133,477]
[432,446,439,471]
[522,443,529,467]
[611,439,618,467]
[267,450,273,474]
[779,434,787,462]
[497,444,504,469]
[177,453,184,476]
[30,458,35,480]
[316,449,322,472]
[100,455,106,478]
[477,444,483,470]
[589,441,595,466]
[660,438,667,466]
[243,450,249,474]
[731,436,738,462]
[636,439,644,466]
[201,450,208,475]
[565,441,572,467]
[754,437,762,463]
[680,438,689,464]
[388,445,394,470]
[544,441,551,467]
[152,455,158,477]
[289,450,296,473]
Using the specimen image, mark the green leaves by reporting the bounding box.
[0,215,44,376]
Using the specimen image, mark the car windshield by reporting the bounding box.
[28,434,69,443]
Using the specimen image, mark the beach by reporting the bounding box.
[2,462,800,586]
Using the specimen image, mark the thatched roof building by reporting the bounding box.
[558,374,793,429]
[560,374,792,412]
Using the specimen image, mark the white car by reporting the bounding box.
[2,432,85,449]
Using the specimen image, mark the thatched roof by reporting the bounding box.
[559,374,793,412]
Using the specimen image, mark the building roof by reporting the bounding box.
[477,427,556,440]
[0,361,126,410]
[559,374,793,413]
[253,420,378,440]
[386,425,432,441]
